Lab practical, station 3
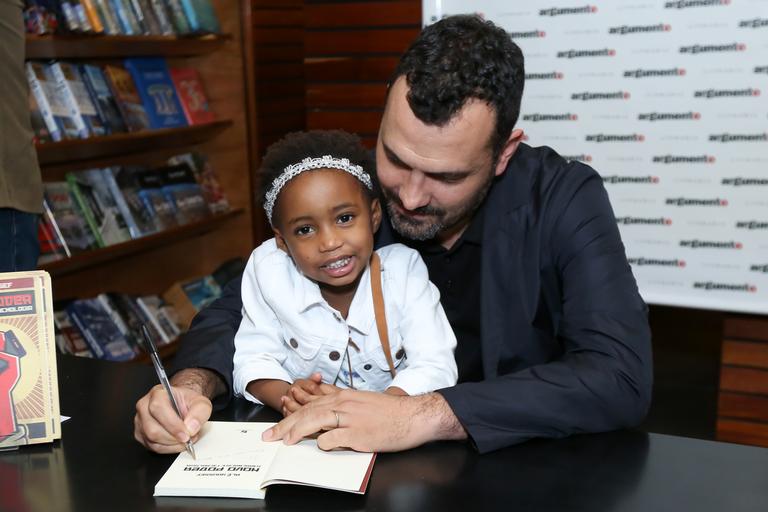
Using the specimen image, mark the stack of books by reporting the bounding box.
[27,57,215,144]
[23,0,220,36]
[38,152,230,264]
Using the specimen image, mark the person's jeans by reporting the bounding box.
[0,208,40,271]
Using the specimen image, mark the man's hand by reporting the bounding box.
[281,372,340,416]
[263,390,468,452]
[134,368,221,453]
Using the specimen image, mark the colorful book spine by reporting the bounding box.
[65,174,107,248]
[163,0,190,34]
[93,0,122,34]
[57,1,82,32]
[70,0,94,31]
[179,0,219,33]
[126,0,149,34]
[124,57,188,129]
[41,198,72,258]
[25,62,65,142]
[109,0,139,35]
[47,61,107,138]
[134,0,161,34]
[148,0,175,35]
[103,167,144,238]
[79,0,105,32]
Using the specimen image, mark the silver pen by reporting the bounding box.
[141,324,196,460]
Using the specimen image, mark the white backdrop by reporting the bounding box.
[423,0,768,314]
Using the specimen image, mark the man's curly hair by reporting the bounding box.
[391,15,525,162]
[258,130,377,222]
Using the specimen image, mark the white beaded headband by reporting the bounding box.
[263,155,373,224]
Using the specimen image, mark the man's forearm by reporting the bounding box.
[411,393,467,444]
[170,368,226,401]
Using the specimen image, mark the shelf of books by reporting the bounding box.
[25,0,258,362]
[36,119,233,166]
[26,33,230,59]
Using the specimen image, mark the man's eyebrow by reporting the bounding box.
[383,142,471,178]
[382,143,410,169]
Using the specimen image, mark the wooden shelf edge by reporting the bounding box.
[36,120,233,167]
[41,209,244,277]
[25,34,232,59]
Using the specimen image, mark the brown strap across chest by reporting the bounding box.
[370,252,397,378]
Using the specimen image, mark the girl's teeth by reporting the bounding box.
[327,257,350,269]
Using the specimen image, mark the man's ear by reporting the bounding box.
[370,198,382,233]
[273,228,290,255]
[494,128,525,177]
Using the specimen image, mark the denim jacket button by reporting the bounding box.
[289,338,299,349]
[329,351,341,361]
[395,348,405,359]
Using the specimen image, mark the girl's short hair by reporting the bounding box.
[258,130,378,214]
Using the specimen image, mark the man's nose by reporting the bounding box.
[399,171,430,211]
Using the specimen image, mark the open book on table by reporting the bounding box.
[154,421,376,499]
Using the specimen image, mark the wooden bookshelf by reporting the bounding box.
[41,209,243,277]
[25,34,230,59]
[36,120,233,167]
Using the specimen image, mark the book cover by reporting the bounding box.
[102,64,151,132]
[47,61,108,138]
[68,169,132,245]
[25,61,67,142]
[36,212,68,264]
[163,0,190,34]
[41,198,72,258]
[96,294,142,355]
[65,173,107,248]
[168,152,229,214]
[43,182,97,253]
[147,0,175,35]
[132,0,161,34]
[160,164,211,224]
[168,67,215,125]
[0,271,61,450]
[136,295,179,343]
[108,293,165,348]
[162,274,220,328]
[136,168,179,230]
[79,64,127,134]
[29,90,53,144]
[154,422,375,499]
[66,299,135,361]
[124,58,188,129]
[52,308,91,357]
[103,166,157,238]
[179,0,219,34]
[78,0,105,33]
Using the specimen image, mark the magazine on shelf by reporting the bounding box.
[47,61,108,138]
[103,64,151,132]
[43,182,97,253]
[168,67,215,125]
[79,64,128,134]
[124,58,188,129]
[67,169,132,246]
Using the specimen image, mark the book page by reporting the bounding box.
[265,438,376,494]
[154,421,279,499]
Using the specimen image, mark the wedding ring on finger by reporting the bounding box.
[333,410,341,429]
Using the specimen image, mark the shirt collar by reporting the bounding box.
[292,257,374,336]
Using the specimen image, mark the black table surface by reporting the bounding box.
[2,355,767,512]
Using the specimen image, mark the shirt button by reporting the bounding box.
[395,348,405,359]
[446,279,453,288]
[289,338,298,348]
[363,364,372,371]
[329,351,341,361]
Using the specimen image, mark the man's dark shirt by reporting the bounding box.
[411,208,485,384]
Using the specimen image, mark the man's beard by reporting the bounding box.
[381,175,494,242]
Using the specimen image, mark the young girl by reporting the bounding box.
[232,130,457,413]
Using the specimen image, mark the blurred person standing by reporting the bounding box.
[0,0,43,271]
